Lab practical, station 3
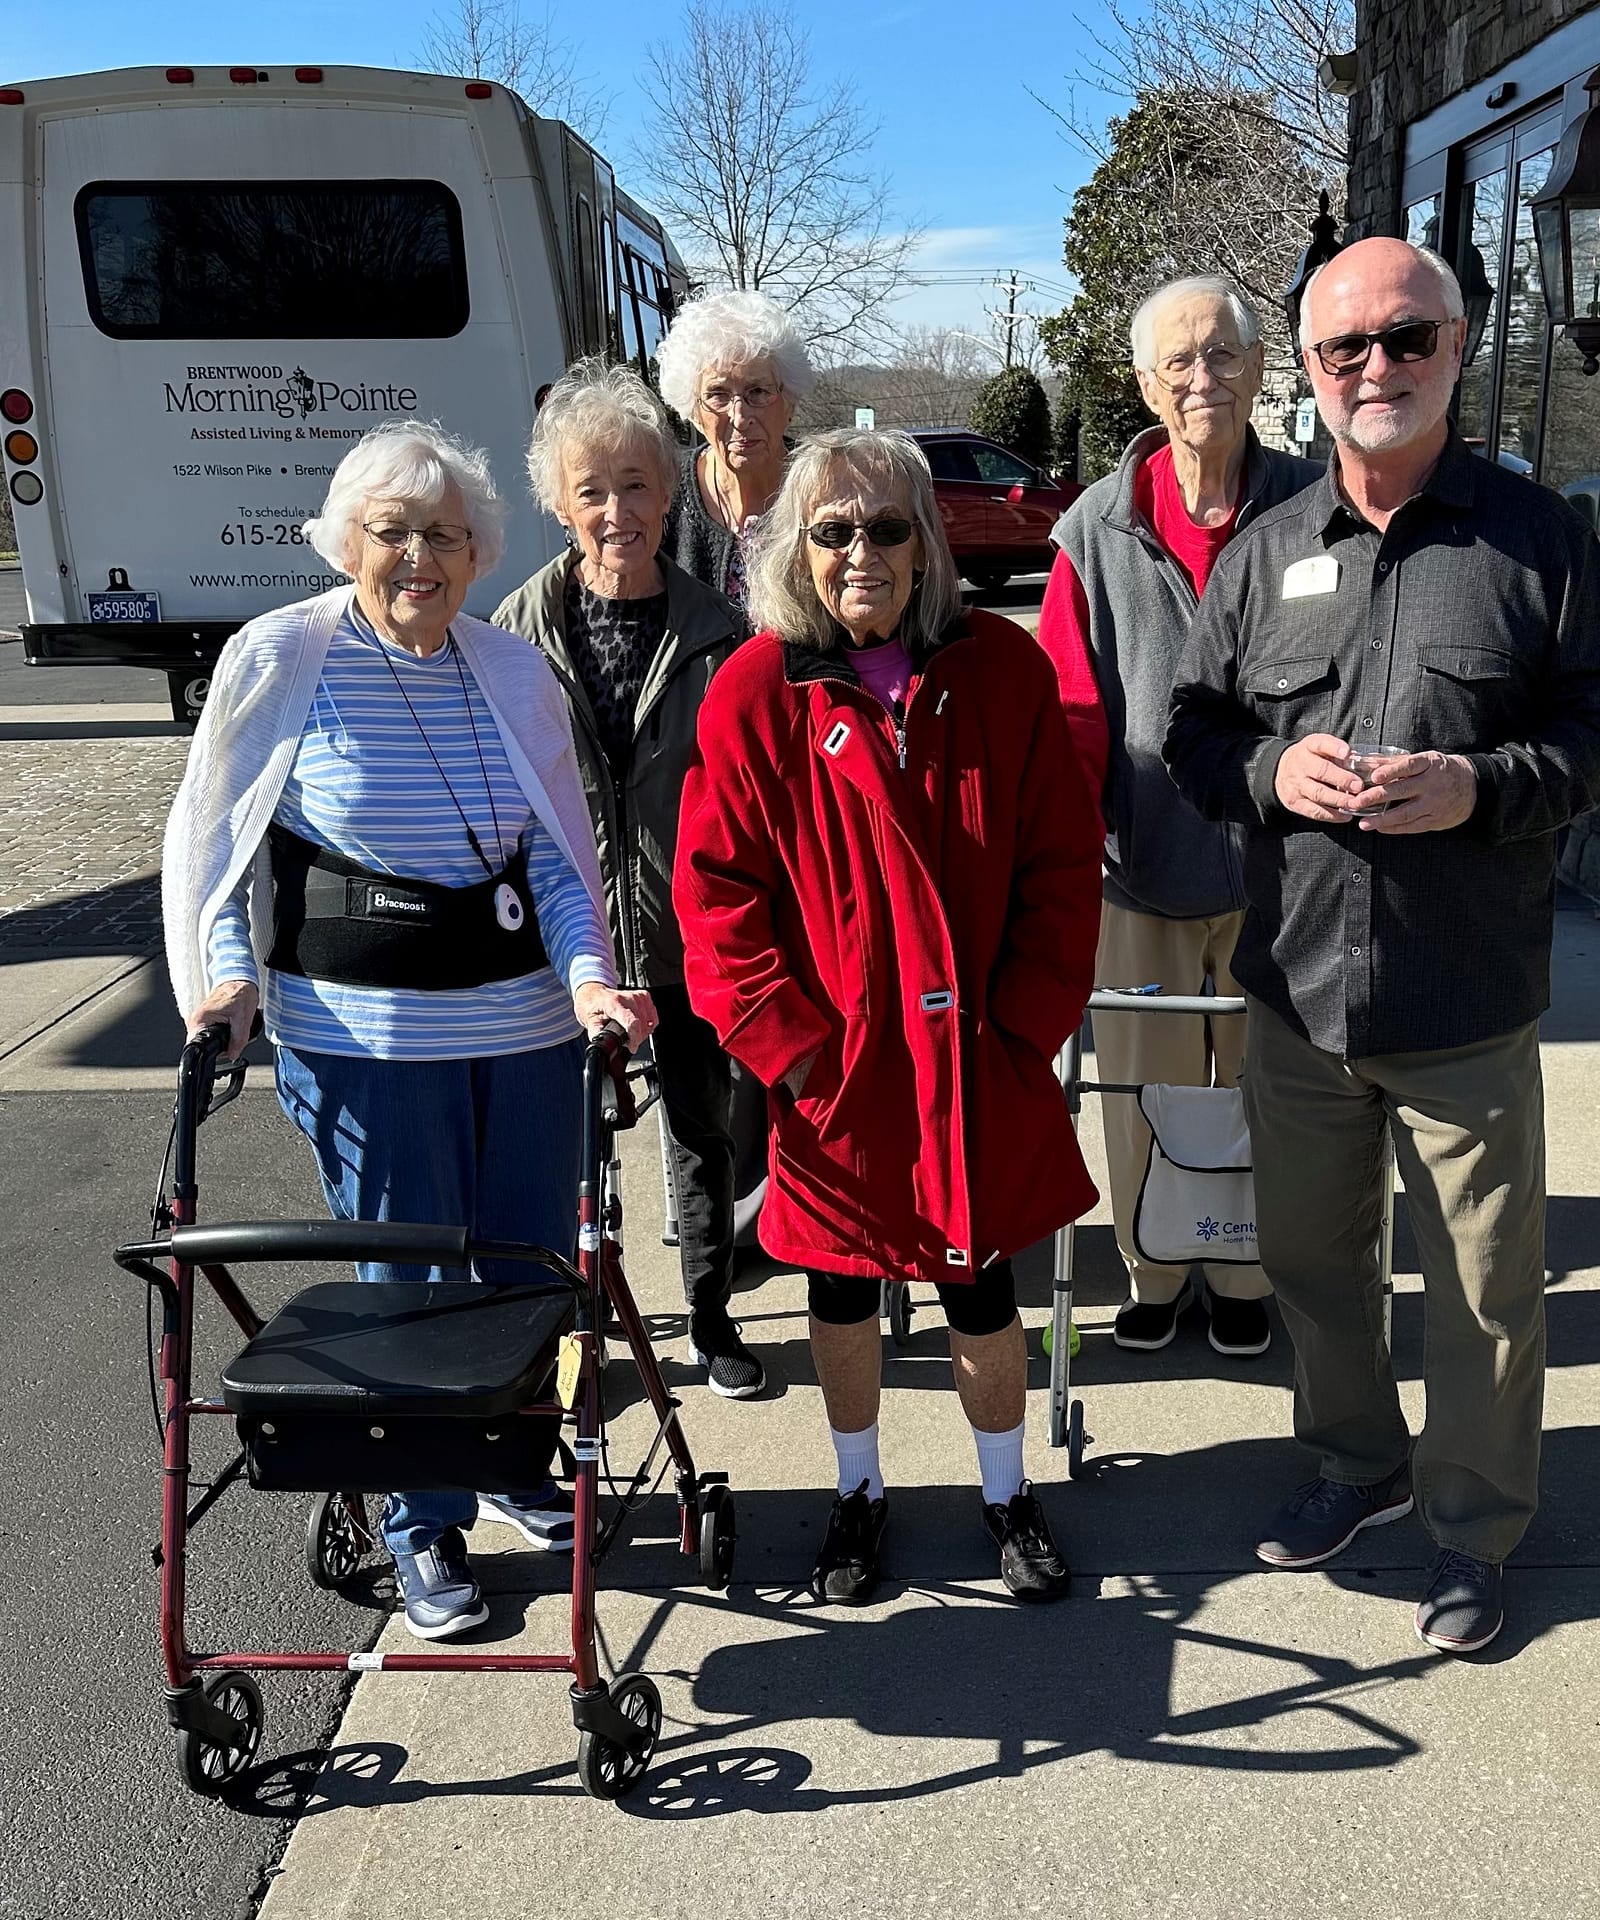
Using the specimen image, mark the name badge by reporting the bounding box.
[1281,555,1340,599]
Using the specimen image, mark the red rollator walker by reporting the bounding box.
[113,1020,736,1802]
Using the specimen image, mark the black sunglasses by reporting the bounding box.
[804,516,915,550]
[1309,319,1446,377]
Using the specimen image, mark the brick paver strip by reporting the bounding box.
[0,730,189,953]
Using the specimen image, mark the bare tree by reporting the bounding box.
[1056,0,1353,177]
[634,1,919,357]
[421,0,610,133]
[1032,0,1354,381]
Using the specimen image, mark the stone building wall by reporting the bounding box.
[1347,0,1600,237]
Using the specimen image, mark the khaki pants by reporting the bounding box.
[1242,999,1546,1564]
[1092,901,1269,1305]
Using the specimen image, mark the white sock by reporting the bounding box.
[972,1419,1026,1506]
[830,1421,883,1501]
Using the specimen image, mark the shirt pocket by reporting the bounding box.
[1239,651,1339,738]
[1414,643,1521,752]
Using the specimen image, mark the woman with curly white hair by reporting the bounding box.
[163,419,652,1644]
[656,287,817,604]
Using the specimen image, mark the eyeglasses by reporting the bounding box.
[1152,344,1251,388]
[363,521,473,554]
[1309,320,1445,377]
[698,382,782,414]
[804,516,915,551]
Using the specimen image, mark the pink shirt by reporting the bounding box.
[849,636,913,713]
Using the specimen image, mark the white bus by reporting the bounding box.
[0,64,687,718]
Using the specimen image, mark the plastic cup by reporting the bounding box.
[1346,743,1408,814]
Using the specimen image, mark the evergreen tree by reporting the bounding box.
[968,366,1052,468]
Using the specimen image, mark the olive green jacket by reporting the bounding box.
[493,550,746,986]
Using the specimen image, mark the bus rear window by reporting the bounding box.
[75,180,470,339]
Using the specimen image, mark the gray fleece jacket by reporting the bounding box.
[1052,425,1318,918]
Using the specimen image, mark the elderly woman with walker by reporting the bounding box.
[493,362,762,1398]
[674,429,1104,1605]
[163,419,652,1643]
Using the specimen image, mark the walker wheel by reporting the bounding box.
[1066,1399,1087,1481]
[699,1482,737,1590]
[306,1491,371,1589]
[174,1673,264,1796]
[883,1282,913,1347]
[576,1672,661,1800]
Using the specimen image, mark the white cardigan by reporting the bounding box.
[162,585,615,1020]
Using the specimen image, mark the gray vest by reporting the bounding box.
[1054,426,1319,918]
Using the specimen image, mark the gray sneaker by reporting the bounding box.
[1415,1549,1503,1654]
[1255,1465,1413,1569]
[476,1481,575,1552]
[392,1527,490,1640]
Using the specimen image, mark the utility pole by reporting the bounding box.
[984,270,1024,369]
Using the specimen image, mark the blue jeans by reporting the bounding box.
[275,1037,584,1557]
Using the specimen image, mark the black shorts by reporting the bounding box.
[806,1260,1018,1338]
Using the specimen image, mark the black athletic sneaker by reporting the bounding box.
[1415,1549,1503,1654]
[1207,1293,1272,1357]
[810,1481,889,1605]
[983,1480,1071,1601]
[1255,1463,1413,1569]
[688,1313,766,1399]
[1113,1280,1193,1351]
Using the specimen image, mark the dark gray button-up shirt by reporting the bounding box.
[1163,430,1600,1057]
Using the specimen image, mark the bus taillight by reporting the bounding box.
[1,389,33,424]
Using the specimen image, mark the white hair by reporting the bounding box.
[1298,243,1465,348]
[525,357,679,512]
[656,288,818,421]
[303,419,508,578]
[746,429,962,652]
[1130,276,1262,371]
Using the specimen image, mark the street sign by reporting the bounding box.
[854,406,876,430]
[1294,398,1318,443]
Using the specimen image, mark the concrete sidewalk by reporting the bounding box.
[167,903,1600,1920]
[6,881,1591,1919]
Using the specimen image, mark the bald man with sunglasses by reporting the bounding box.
[1165,237,1600,1655]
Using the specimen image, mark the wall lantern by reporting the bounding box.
[1284,190,1344,346]
[1457,238,1495,367]
[1531,66,1600,375]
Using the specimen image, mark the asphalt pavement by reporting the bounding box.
[0,693,364,1920]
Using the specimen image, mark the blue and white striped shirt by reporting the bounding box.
[207,612,614,1060]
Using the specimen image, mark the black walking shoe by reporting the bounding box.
[1415,1549,1504,1654]
[1255,1464,1413,1569]
[689,1312,766,1399]
[1113,1281,1192,1351]
[983,1480,1071,1601]
[810,1481,889,1605]
[1207,1293,1272,1357]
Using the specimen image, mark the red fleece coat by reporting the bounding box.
[673,608,1103,1284]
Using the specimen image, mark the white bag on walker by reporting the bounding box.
[1132,1085,1259,1265]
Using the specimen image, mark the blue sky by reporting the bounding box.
[6,0,1116,352]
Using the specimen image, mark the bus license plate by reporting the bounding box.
[88,590,161,622]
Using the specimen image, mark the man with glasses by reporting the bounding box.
[1038,277,1317,1359]
[1165,237,1600,1653]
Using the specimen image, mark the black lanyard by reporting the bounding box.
[355,610,508,881]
